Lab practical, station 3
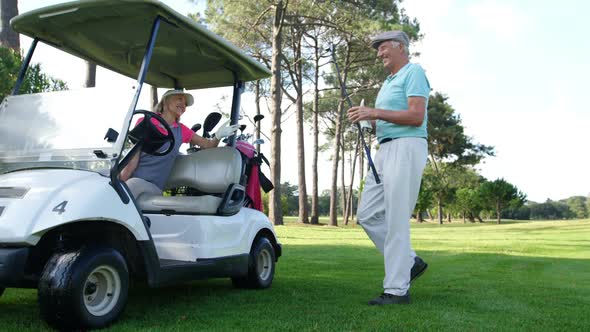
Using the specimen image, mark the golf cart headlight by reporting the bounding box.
[0,187,30,199]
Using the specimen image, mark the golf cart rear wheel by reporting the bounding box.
[38,247,129,330]
[232,236,275,289]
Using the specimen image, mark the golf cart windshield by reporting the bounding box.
[0,86,134,175]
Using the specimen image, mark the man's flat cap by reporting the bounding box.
[370,30,410,49]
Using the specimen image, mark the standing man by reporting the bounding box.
[347,31,430,305]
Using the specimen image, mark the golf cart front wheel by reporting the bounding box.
[232,236,276,289]
[38,247,129,330]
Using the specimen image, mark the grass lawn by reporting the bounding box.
[1,219,589,331]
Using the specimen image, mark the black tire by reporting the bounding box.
[38,247,129,330]
[232,236,275,289]
[0,287,4,298]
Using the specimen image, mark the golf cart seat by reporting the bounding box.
[137,147,245,215]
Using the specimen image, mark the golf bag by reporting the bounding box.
[235,140,273,212]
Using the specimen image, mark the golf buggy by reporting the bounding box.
[0,0,281,329]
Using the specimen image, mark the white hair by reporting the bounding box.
[389,40,410,56]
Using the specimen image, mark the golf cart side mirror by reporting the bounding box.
[202,112,222,138]
[104,128,119,143]
[191,123,202,132]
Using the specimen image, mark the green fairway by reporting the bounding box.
[1,219,589,331]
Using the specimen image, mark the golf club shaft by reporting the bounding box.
[330,45,381,184]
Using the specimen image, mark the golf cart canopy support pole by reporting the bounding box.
[11,38,39,96]
[110,15,162,203]
[227,74,244,147]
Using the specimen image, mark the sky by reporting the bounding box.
[15,0,590,203]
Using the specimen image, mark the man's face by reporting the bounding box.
[166,94,187,117]
[377,40,403,70]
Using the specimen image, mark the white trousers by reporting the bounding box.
[126,177,161,199]
[357,137,428,296]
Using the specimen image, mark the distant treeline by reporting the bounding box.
[503,196,589,220]
[265,183,588,223]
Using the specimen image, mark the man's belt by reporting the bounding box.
[378,137,427,144]
[379,137,393,144]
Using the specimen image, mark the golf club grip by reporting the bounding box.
[357,122,381,184]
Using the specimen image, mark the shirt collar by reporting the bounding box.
[386,62,411,82]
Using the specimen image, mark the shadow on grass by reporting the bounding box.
[1,244,589,331]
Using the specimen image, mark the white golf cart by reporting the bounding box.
[0,0,281,330]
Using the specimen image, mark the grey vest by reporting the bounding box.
[131,125,183,190]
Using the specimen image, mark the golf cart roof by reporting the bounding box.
[11,0,271,89]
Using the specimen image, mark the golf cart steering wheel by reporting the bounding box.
[128,109,175,156]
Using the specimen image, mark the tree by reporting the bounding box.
[205,0,287,225]
[1,46,67,101]
[1,2,66,100]
[415,177,434,222]
[479,178,526,224]
[454,188,480,223]
[445,165,486,222]
[150,86,158,112]
[281,5,310,224]
[328,42,350,226]
[268,1,288,225]
[502,204,531,220]
[564,196,588,219]
[529,200,573,220]
[305,24,324,225]
[427,93,494,224]
[0,0,19,51]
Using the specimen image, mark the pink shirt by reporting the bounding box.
[135,117,194,144]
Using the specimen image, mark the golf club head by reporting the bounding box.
[253,139,265,145]
[253,114,264,122]
[239,124,247,133]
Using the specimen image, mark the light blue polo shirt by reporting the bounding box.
[375,63,430,140]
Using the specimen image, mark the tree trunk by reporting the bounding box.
[269,1,285,226]
[447,213,452,223]
[344,141,359,225]
[437,197,443,225]
[255,80,262,154]
[427,209,434,221]
[310,46,320,225]
[329,101,343,227]
[463,211,466,223]
[295,94,308,224]
[497,201,501,224]
[360,138,365,183]
[150,86,158,112]
[340,135,347,221]
[294,35,308,224]
[84,61,97,88]
[417,210,423,223]
[0,0,19,50]
[355,135,365,224]
[329,43,351,227]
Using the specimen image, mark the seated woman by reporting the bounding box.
[120,89,237,198]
